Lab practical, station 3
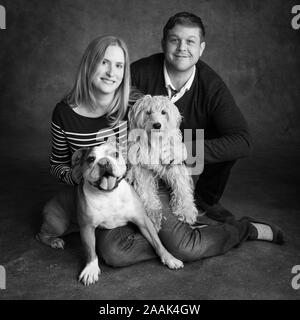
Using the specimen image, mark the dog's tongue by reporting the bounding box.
[100,176,117,190]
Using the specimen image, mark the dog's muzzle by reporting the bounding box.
[90,158,124,192]
[152,122,161,130]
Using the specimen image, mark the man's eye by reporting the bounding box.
[87,156,95,164]
[116,64,123,69]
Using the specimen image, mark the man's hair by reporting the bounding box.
[163,12,206,41]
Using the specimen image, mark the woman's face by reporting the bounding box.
[92,45,125,98]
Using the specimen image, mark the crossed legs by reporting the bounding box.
[96,190,254,267]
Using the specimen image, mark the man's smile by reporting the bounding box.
[174,54,190,58]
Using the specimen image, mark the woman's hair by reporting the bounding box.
[64,35,130,127]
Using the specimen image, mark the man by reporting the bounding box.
[130,12,252,220]
[93,13,284,267]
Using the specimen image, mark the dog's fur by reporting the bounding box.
[36,142,183,286]
[126,95,198,231]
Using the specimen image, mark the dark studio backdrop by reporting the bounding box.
[0,0,300,303]
[0,0,299,163]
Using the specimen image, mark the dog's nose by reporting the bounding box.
[99,158,109,166]
[153,122,161,129]
[98,158,113,175]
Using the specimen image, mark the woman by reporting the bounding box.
[50,35,131,185]
[49,35,284,270]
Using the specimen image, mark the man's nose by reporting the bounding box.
[177,40,187,51]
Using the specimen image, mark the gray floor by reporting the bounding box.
[0,140,299,300]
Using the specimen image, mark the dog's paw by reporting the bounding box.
[79,259,101,286]
[184,214,197,225]
[177,208,198,225]
[161,253,184,270]
[50,238,65,249]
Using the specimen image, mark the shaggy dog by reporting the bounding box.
[126,95,198,231]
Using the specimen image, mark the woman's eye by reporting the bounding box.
[87,156,95,164]
[114,152,119,158]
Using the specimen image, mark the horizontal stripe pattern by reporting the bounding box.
[50,104,128,185]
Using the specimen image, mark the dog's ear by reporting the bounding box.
[71,148,89,168]
[168,100,182,129]
[106,136,119,154]
[128,95,152,129]
[106,136,126,159]
[106,136,117,146]
[175,107,182,129]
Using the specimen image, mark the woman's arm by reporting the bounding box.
[49,121,76,185]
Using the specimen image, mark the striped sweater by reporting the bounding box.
[50,101,127,185]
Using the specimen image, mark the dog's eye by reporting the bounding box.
[146,110,151,115]
[87,156,95,164]
[161,110,166,115]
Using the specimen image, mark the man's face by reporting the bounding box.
[162,24,205,73]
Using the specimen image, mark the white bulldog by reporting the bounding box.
[36,142,183,285]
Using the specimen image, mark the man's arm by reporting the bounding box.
[203,82,252,163]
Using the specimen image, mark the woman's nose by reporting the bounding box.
[106,63,116,77]
[106,66,113,76]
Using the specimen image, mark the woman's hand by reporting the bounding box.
[71,165,82,184]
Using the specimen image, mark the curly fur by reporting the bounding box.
[126,95,198,230]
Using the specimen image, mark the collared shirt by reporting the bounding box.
[163,62,196,103]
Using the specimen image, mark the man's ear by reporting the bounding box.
[199,41,206,57]
[71,148,89,168]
